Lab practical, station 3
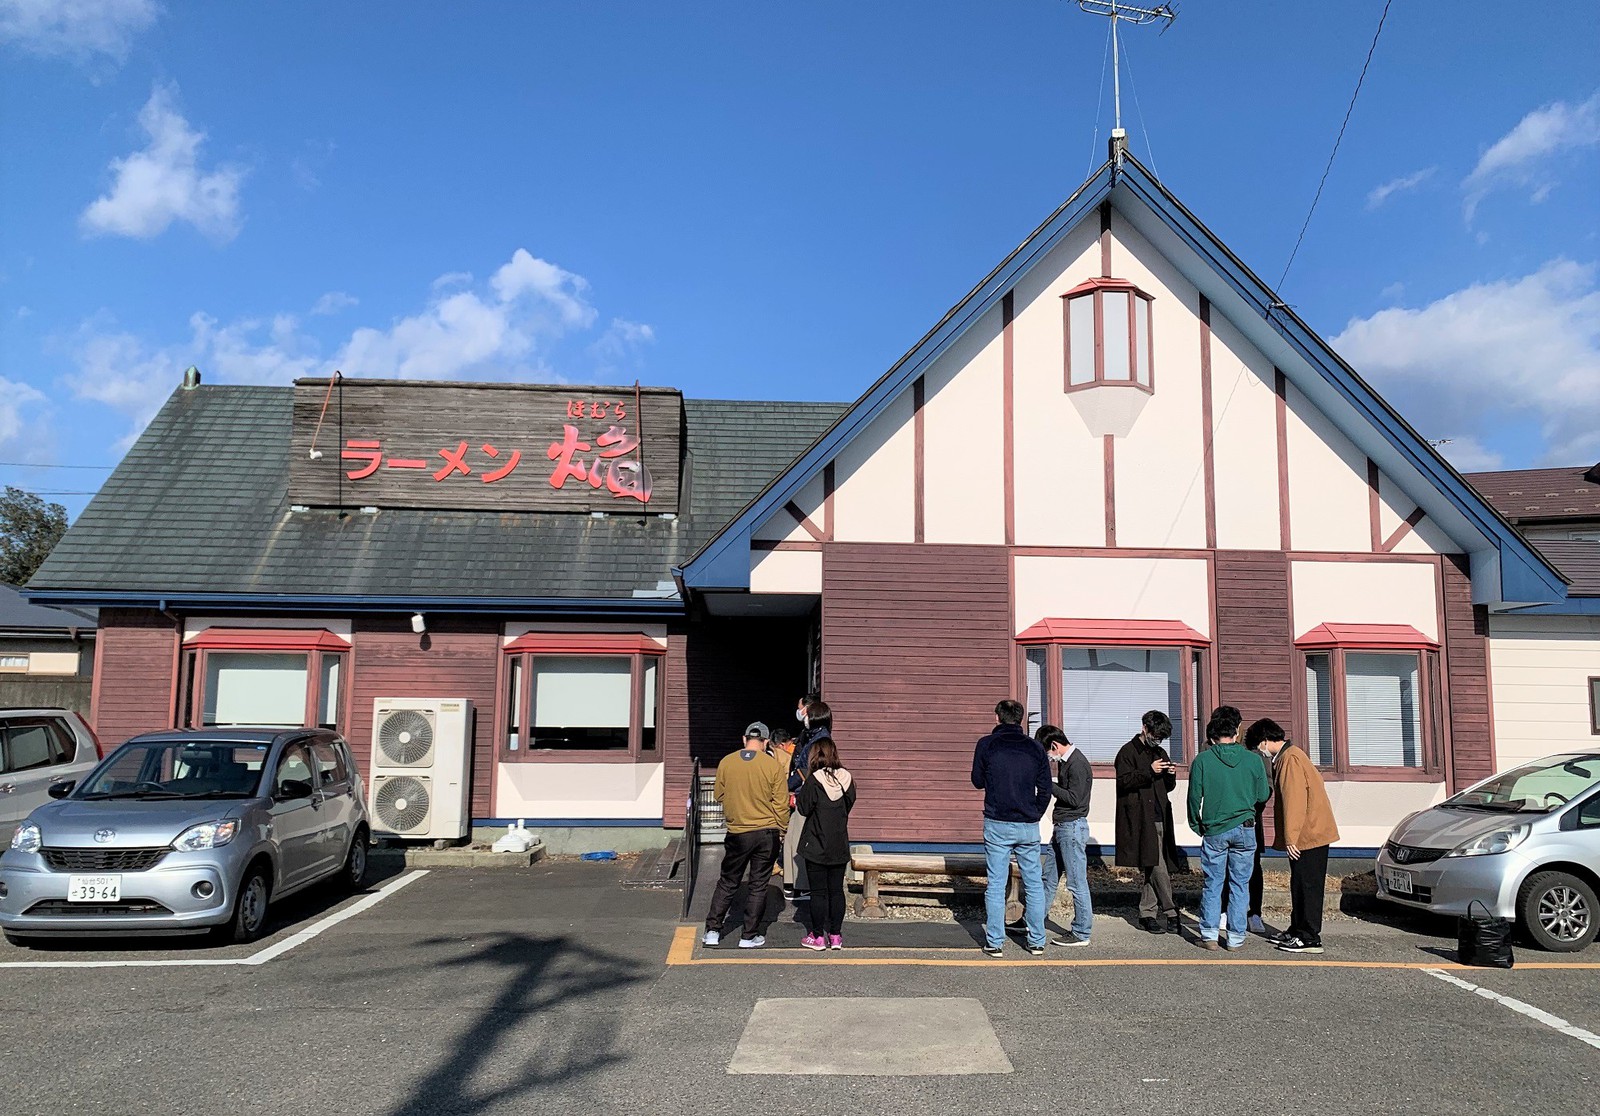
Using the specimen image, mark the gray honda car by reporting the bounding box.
[1376,751,1600,951]
[0,728,369,945]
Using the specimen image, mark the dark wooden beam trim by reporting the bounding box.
[1199,295,1217,550]
[1275,367,1291,551]
[1099,201,1112,277]
[822,462,835,542]
[752,539,823,552]
[1003,290,1016,546]
[1103,434,1117,548]
[913,375,926,544]
[1380,506,1428,553]
[1367,458,1382,552]
[782,500,826,543]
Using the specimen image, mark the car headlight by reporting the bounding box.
[9,823,41,854]
[172,820,239,852]
[1445,823,1532,858]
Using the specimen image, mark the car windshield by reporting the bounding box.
[1444,754,1600,814]
[76,741,270,799]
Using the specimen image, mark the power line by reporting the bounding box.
[1276,0,1394,294]
[0,461,114,469]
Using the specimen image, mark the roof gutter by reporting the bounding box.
[22,590,687,618]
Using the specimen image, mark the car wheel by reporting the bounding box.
[219,865,272,945]
[341,826,370,893]
[1519,870,1599,952]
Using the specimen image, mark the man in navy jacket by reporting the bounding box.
[971,699,1052,957]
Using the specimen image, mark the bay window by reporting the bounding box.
[1062,277,1155,393]
[500,634,663,761]
[178,629,350,732]
[1020,619,1208,764]
[1296,624,1441,778]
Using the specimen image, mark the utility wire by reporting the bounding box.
[1086,15,1113,178]
[1276,0,1394,294]
[0,461,113,469]
[1121,30,1159,179]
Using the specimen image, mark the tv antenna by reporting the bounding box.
[1077,1,1176,144]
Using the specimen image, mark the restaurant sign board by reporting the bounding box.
[288,379,683,514]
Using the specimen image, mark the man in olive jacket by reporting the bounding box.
[1254,718,1339,954]
[1113,710,1181,934]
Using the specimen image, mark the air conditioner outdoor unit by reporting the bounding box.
[368,697,472,840]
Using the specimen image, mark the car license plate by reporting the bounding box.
[67,875,121,903]
[1381,866,1414,896]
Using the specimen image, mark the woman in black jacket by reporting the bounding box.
[795,737,855,950]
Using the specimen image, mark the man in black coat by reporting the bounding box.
[971,699,1052,957]
[1114,710,1182,934]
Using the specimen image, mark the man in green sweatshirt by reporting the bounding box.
[1187,705,1271,952]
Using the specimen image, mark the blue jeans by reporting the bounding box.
[1039,818,1093,939]
[1199,823,1256,947]
[984,819,1046,950]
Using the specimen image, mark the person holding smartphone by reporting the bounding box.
[1113,710,1182,934]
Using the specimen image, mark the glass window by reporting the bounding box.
[0,655,30,671]
[1068,295,1095,386]
[1060,646,1183,764]
[1448,755,1600,814]
[1305,653,1335,767]
[274,743,317,796]
[505,656,524,751]
[1101,291,1131,380]
[318,654,345,730]
[1024,647,1047,734]
[78,741,267,797]
[1591,677,1600,735]
[1345,652,1423,768]
[4,722,68,772]
[205,652,309,727]
[531,656,633,751]
[640,659,658,752]
[1579,792,1600,828]
[311,740,349,786]
[1133,296,1152,386]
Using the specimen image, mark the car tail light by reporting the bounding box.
[87,723,105,759]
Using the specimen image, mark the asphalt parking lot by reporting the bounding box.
[0,862,1594,1116]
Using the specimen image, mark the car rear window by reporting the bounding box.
[1,718,76,773]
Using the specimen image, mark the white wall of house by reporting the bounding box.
[1488,615,1600,772]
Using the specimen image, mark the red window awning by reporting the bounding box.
[183,628,351,652]
[1016,618,1208,646]
[503,632,666,655]
[1294,623,1437,650]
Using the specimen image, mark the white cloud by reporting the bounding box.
[1333,259,1600,466]
[311,291,357,316]
[1463,91,1600,220]
[67,250,631,443]
[0,376,46,448]
[80,85,244,243]
[1365,167,1435,210]
[589,317,656,377]
[0,0,158,64]
[1434,437,1504,474]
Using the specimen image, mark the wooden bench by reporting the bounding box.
[851,852,1024,921]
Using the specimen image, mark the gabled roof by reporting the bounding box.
[1466,465,1600,523]
[27,386,845,611]
[678,153,1575,612]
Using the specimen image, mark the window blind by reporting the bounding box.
[1345,652,1422,767]
[1062,668,1170,763]
[1304,654,1334,767]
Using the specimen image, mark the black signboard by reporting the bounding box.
[288,379,683,514]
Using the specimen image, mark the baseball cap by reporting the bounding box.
[743,721,771,741]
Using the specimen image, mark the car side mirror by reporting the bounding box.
[276,778,314,802]
[47,780,75,800]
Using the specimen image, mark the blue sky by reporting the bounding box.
[1,0,1596,519]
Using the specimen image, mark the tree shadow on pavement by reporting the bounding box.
[387,931,650,1116]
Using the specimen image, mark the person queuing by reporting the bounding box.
[1241,722,1275,937]
[1187,706,1271,952]
[703,722,790,950]
[795,737,856,951]
[1114,711,1183,935]
[785,697,831,903]
[971,699,1052,957]
[1251,718,1339,954]
[1037,725,1093,948]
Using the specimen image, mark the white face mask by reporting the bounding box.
[797,707,807,723]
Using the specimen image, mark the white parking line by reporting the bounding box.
[0,869,427,970]
[1424,968,1600,1052]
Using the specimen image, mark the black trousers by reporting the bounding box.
[706,829,779,940]
[1248,803,1266,917]
[805,860,847,937]
[1288,843,1330,944]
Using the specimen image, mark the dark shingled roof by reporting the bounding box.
[1465,465,1600,523]
[30,386,845,601]
[0,584,95,631]
[1532,541,1600,597]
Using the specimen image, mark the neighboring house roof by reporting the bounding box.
[1465,465,1600,524]
[26,386,845,610]
[1532,541,1600,597]
[0,583,96,632]
[677,152,1573,611]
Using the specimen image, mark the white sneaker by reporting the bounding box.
[738,935,766,949]
[1248,916,1267,935]
[702,930,720,947]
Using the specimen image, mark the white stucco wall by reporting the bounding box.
[922,305,1007,545]
[1013,554,1211,637]
[1290,560,1440,641]
[495,761,665,820]
[1285,382,1372,553]
[750,548,822,594]
[1488,615,1600,772]
[831,390,915,543]
[752,474,827,544]
[1208,312,1282,551]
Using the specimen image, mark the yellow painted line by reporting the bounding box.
[665,927,1600,971]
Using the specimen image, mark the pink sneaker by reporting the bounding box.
[801,934,828,951]
[828,935,843,950]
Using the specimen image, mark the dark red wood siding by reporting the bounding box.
[821,542,1012,842]
[1213,551,1295,727]
[662,615,809,828]
[349,616,501,819]
[1442,554,1495,789]
[92,608,178,746]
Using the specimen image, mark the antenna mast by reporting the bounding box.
[1076,1,1176,156]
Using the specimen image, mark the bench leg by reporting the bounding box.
[855,869,887,918]
[1005,869,1024,925]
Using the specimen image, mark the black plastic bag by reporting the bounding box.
[1457,900,1515,969]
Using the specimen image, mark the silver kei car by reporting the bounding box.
[0,728,370,946]
[1376,751,1600,952]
